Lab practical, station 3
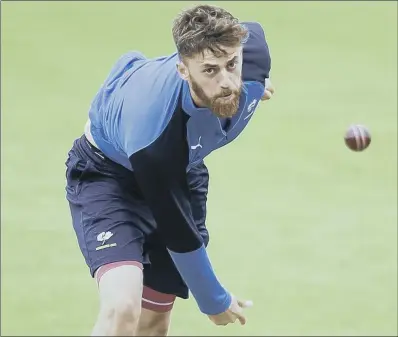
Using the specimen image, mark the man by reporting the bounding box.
[65,4,273,336]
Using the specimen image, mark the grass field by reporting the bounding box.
[1,1,397,336]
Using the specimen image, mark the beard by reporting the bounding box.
[190,77,242,118]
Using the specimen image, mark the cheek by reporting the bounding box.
[231,69,242,86]
[204,81,218,95]
[198,77,217,95]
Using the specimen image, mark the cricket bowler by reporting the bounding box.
[65,4,274,336]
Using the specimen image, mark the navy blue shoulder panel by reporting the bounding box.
[187,161,209,247]
[129,90,203,253]
[242,21,271,86]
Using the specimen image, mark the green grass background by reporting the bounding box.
[1,1,397,336]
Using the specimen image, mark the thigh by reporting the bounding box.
[65,148,151,277]
[98,263,144,307]
[93,264,144,336]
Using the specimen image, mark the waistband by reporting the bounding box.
[75,135,132,177]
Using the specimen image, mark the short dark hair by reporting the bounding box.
[172,4,248,59]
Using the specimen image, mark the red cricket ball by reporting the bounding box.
[344,124,371,152]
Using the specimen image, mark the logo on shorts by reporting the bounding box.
[96,231,117,251]
[97,231,113,244]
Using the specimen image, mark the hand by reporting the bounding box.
[207,295,253,326]
[261,79,275,101]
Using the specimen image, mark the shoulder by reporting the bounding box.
[104,51,147,84]
[241,21,271,86]
[117,53,184,157]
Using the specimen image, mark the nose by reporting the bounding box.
[220,82,230,90]
[218,70,233,90]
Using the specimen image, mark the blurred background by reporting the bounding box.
[1,1,397,336]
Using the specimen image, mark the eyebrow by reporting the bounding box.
[202,55,238,68]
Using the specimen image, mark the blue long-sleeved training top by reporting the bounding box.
[87,21,271,315]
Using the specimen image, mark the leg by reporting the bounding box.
[135,234,189,336]
[65,136,155,336]
[136,286,176,336]
[137,308,172,337]
[92,262,143,336]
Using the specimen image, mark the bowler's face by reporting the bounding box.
[179,46,243,118]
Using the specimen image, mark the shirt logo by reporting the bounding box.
[244,99,258,120]
[191,136,203,150]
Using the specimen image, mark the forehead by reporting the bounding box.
[188,45,243,67]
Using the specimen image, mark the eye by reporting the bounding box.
[227,60,238,70]
[204,68,215,74]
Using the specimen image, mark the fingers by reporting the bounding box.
[261,91,272,101]
[208,297,253,327]
[261,79,275,101]
[234,299,253,325]
[209,314,238,326]
[237,313,246,325]
[227,304,245,325]
[265,78,274,92]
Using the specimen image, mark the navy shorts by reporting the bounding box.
[65,135,209,299]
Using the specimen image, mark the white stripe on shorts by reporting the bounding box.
[142,297,175,306]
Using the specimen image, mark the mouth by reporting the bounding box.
[218,93,234,101]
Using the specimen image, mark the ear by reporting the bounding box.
[177,62,189,81]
